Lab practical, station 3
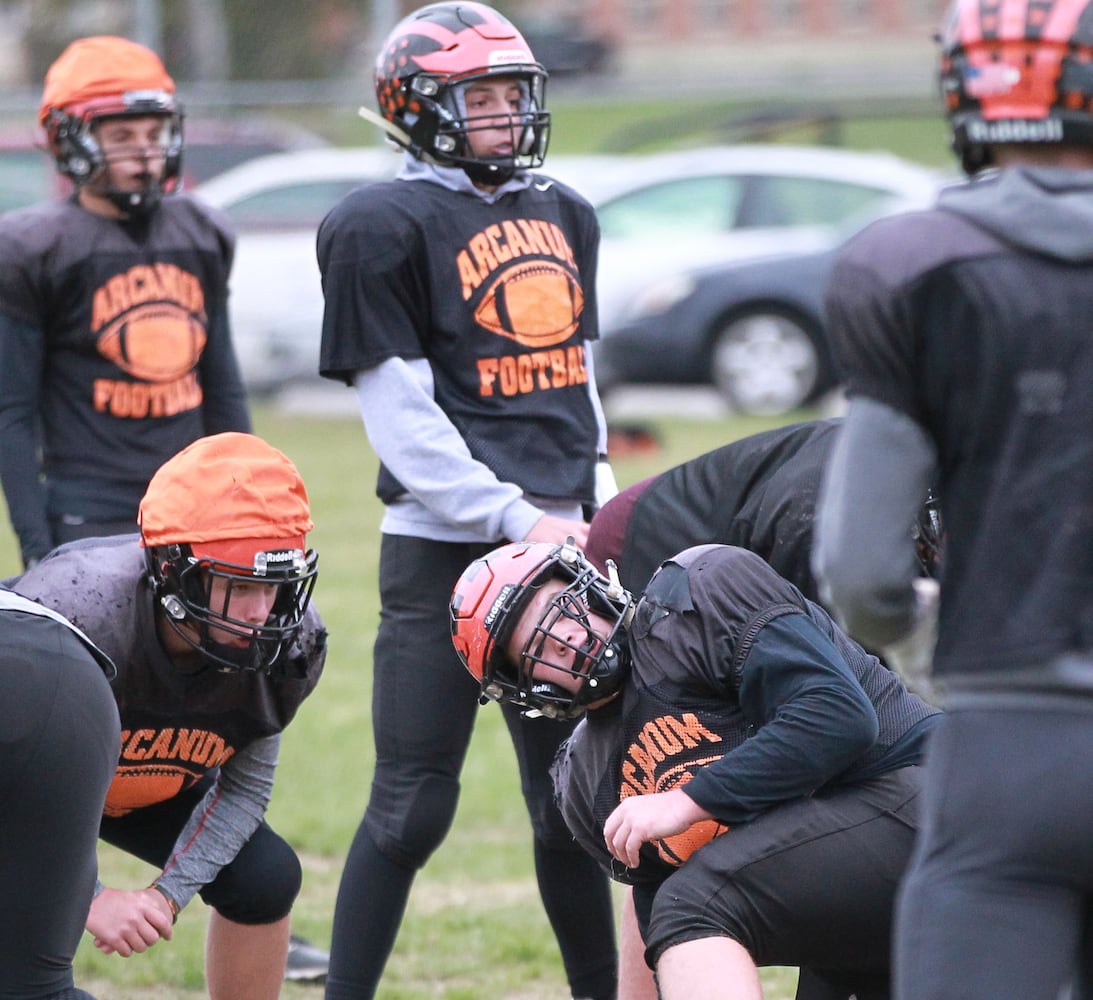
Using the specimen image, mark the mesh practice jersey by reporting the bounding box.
[553,544,939,884]
[826,167,1093,680]
[9,534,326,817]
[317,175,601,506]
[0,194,250,559]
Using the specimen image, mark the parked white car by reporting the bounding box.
[196,143,943,396]
[194,147,401,393]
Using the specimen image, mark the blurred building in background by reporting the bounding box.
[540,0,944,40]
[0,0,948,92]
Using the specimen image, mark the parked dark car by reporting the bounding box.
[593,246,840,417]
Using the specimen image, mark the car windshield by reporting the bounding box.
[216,179,367,229]
[596,173,899,239]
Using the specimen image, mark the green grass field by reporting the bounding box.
[0,402,817,999]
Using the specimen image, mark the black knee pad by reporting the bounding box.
[365,771,460,869]
[199,825,302,924]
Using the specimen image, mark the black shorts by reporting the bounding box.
[638,766,922,998]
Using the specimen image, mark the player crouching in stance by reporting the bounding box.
[452,540,941,1000]
[8,432,326,1000]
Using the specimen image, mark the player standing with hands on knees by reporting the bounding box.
[8,432,327,1000]
[813,2,1093,998]
[316,4,617,997]
[0,35,250,571]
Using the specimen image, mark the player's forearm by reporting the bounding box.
[155,736,277,910]
[355,359,545,539]
[813,398,936,648]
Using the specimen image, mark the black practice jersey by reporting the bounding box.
[0,194,250,559]
[317,175,601,505]
[596,419,840,599]
[827,168,1093,679]
[9,534,326,817]
[554,544,939,884]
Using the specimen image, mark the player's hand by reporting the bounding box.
[603,789,711,869]
[86,886,174,956]
[523,514,589,550]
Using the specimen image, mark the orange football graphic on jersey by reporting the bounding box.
[653,763,731,866]
[474,259,584,347]
[97,303,207,382]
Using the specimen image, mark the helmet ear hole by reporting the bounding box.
[45,110,100,181]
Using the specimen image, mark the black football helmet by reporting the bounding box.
[372,2,550,184]
[145,540,318,675]
[914,488,944,578]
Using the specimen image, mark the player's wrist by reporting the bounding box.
[149,882,180,923]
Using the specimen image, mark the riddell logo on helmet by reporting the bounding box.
[485,584,516,630]
[254,549,303,575]
[966,119,1064,143]
[488,49,531,66]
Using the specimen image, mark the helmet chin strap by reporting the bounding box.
[462,159,515,186]
[85,165,163,219]
[107,184,161,219]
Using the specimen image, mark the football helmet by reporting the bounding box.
[939,0,1093,174]
[139,433,318,675]
[39,35,183,215]
[372,1,550,184]
[450,540,634,719]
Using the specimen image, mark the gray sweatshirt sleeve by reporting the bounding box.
[812,397,937,649]
[153,734,279,912]
[354,357,545,541]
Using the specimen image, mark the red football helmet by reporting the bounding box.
[450,540,634,719]
[39,35,183,214]
[372,2,550,183]
[939,0,1093,174]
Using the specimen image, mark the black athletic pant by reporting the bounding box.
[325,535,618,1000]
[0,612,120,1000]
[635,766,923,1000]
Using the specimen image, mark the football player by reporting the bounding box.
[316,4,618,998]
[584,417,942,999]
[813,1,1093,998]
[0,35,250,571]
[8,432,326,1000]
[0,592,119,1000]
[451,539,940,1000]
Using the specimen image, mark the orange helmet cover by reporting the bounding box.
[39,35,175,125]
[138,432,313,564]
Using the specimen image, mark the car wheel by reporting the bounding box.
[710,310,822,416]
